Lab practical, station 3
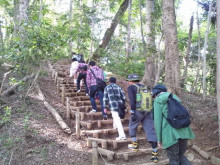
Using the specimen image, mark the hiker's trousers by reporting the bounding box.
[111,110,126,138]
[166,139,191,165]
[129,111,157,142]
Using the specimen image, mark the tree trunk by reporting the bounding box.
[38,0,43,26]
[191,4,202,93]
[92,0,129,60]
[154,33,164,85]
[0,21,4,47]
[13,0,20,35]
[141,0,156,88]
[19,0,29,34]
[1,73,35,96]
[126,0,132,60]
[89,0,95,60]
[138,0,147,53]
[69,0,73,55]
[216,0,220,146]
[181,15,194,88]
[162,0,181,95]
[202,2,212,99]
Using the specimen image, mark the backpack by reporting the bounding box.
[79,65,87,71]
[165,93,190,129]
[134,84,152,112]
[89,69,107,91]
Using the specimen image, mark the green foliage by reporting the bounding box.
[0,106,11,125]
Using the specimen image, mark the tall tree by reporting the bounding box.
[0,19,4,47]
[162,0,181,95]
[126,0,132,59]
[141,0,156,87]
[69,0,73,55]
[92,0,129,60]
[216,0,220,146]
[181,15,194,88]
[191,4,202,93]
[202,2,212,99]
[138,0,146,54]
[18,0,29,41]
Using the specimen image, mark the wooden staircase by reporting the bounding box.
[50,63,198,165]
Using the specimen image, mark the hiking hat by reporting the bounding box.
[126,74,140,81]
[152,84,167,97]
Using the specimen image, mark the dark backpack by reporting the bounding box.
[165,93,190,129]
[79,65,87,71]
[89,69,107,91]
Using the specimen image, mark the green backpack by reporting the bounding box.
[134,84,152,112]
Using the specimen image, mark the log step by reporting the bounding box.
[71,100,100,106]
[80,118,130,130]
[87,136,147,150]
[69,96,90,101]
[81,126,143,138]
[65,92,85,97]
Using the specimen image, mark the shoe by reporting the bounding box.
[77,90,81,93]
[128,141,139,151]
[116,137,126,140]
[89,109,96,113]
[151,151,159,163]
[103,115,108,120]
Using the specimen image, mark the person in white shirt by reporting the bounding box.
[69,58,79,84]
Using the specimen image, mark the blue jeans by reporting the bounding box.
[89,85,106,116]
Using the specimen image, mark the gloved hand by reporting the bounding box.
[130,110,137,122]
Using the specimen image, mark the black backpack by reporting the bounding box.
[79,65,87,71]
[89,69,107,91]
[164,93,190,129]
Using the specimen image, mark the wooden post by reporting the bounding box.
[57,81,60,94]
[92,141,98,165]
[101,140,107,149]
[75,111,80,139]
[97,120,102,128]
[66,97,70,119]
[61,85,65,105]
[54,72,58,85]
[52,69,55,78]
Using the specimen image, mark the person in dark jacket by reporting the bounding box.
[127,74,158,163]
[152,84,195,165]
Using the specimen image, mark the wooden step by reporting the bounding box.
[87,136,147,150]
[70,105,101,112]
[69,96,90,101]
[65,92,85,97]
[71,100,99,107]
[81,126,143,138]
[79,118,129,129]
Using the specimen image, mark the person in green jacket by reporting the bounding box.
[152,84,195,165]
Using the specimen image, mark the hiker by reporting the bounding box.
[76,60,88,95]
[86,61,107,120]
[152,84,195,165]
[69,57,79,85]
[103,77,126,140]
[127,74,159,163]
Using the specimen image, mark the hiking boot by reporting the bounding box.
[103,115,108,120]
[151,151,159,163]
[128,141,138,151]
[89,109,96,113]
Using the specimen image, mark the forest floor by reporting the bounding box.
[0,61,219,165]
